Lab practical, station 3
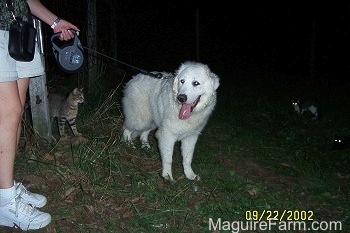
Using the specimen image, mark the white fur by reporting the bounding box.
[121,61,219,181]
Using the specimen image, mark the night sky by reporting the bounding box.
[47,1,350,80]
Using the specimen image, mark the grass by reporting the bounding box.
[3,67,349,232]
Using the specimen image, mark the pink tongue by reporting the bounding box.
[179,104,192,120]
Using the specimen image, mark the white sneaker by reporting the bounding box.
[15,182,47,208]
[0,196,51,230]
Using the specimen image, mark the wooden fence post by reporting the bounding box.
[28,19,53,144]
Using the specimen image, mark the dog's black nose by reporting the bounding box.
[177,94,187,103]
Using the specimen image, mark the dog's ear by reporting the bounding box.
[210,72,220,90]
[173,62,189,93]
[172,75,179,93]
[175,62,187,76]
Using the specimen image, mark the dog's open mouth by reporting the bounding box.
[179,96,201,120]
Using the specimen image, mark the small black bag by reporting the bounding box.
[8,18,37,62]
[6,0,37,62]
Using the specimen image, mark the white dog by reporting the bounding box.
[121,61,220,181]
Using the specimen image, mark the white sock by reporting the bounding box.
[0,185,16,206]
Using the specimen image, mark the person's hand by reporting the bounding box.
[53,19,80,41]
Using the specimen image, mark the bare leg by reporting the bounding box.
[16,78,29,148]
[0,80,25,189]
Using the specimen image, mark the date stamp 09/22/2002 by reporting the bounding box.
[208,210,343,232]
[245,210,314,221]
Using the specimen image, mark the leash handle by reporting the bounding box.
[51,29,79,42]
[51,30,81,55]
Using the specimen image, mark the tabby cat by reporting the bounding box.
[48,87,84,138]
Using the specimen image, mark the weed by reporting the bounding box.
[5,70,349,232]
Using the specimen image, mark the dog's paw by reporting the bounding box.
[187,174,200,181]
[141,142,151,149]
[184,168,200,181]
[162,173,174,181]
[124,140,136,149]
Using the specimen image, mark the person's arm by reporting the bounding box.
[26,0,79,40]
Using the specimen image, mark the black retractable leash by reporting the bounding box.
[51,30,173,79]
[51,30,85,73]
[82,46,174,79]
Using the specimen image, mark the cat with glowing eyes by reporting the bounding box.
[332,134,350,150]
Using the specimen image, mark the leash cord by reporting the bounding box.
[82,46,173,79]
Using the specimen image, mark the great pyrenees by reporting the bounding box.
[121,61,219,181]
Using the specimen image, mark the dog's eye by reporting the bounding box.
[193,81,200,86]
[180,79,185,84]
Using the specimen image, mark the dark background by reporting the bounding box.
[42,0,350,82]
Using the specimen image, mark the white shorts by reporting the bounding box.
[0,29,44,82]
